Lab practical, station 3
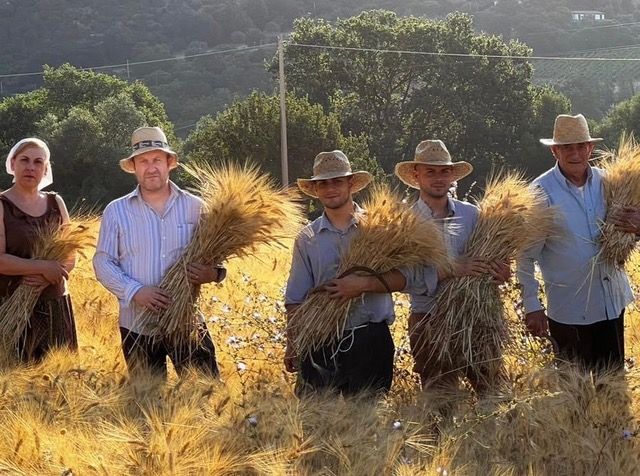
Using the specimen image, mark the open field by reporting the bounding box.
[0,242,638,475]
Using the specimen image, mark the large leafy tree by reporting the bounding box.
[0,64,174,205]
[273,10,568,182]
[184,91,381,186]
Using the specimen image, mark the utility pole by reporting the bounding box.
[278,35,289,186]
[126,59,130,80]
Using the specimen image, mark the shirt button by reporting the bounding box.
[162,254,165,258]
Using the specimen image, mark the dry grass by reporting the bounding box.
[421,172,559,389]
[0,217,637,475]
[599,134,640,268]
[291,184,451,360]
[138,162,304,348]
[0,215,97,355]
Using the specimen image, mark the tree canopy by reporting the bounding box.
[184,91,381,186]
[274,11,569,182]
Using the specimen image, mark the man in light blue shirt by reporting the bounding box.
[517,114,638,370]
[284,150,396,396]
[394,140,509,387]
[93,127,225,378]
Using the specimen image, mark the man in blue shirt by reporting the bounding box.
[394,140,509,388]
[284,150,397,396]
[517,114,638,371]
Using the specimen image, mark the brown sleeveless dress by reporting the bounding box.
[0,192,78,362]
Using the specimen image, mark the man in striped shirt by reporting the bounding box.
[93,127,225,378]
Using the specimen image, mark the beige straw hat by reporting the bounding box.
[297,150,373,198]
[120,126,178,173]
[395,140,473,189]
[539,114,603,146]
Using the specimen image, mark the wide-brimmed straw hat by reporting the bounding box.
[395,140,473,189]
[539,114,603,146]
[297,150,373,198]
[120,126,178,173]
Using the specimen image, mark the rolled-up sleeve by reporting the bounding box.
[285,235,315,305]
[92,205,143,305]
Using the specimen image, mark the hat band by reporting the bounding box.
[133,140,169,150]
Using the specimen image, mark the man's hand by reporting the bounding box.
[133,286,172,312]
[525,310,549,337]
[186,263,220,285]
[324,274,372,302]
[36,260,69,284]
[20,274,50,290]
[284,343,299,373]
[488,260,512,284]
[452,256,491,278]
[609,206,640,234]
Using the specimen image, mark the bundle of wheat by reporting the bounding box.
[292,184,451,360]
[138,162,304,348]
[0,216,97,352]
[420,172,557,388]
[598,134,640,267]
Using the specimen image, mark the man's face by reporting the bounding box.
[313,176,353,209]
[132,150,173,193]
[551,142,595,178]
[413,164,455,199]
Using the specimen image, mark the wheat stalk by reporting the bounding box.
[420,172,558,388]
[598,134,640,268]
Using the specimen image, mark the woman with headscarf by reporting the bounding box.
[0,138,77,361]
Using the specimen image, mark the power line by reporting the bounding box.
[288,42,640,62]
[0,43,277,80]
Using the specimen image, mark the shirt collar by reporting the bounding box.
[416,196,456,218]
[317,202,363,233]
[552,162,593,189]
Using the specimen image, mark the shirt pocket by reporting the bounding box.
[167,223,196,261]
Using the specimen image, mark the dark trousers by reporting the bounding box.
[548,311,625,371]
[298,321,395,397]
[120,323,219,379]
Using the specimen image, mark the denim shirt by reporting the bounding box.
[285,204,394,329]
[516,163,633,325]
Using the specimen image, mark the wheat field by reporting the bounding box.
[0,239,638,475]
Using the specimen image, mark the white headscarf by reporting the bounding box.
[5,138,53,190]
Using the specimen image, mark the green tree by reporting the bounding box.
[273,10,559,182]
[0,64,174,205]
[183,91,381,186]
[595,92,640,145]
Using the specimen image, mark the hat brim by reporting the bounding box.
[394,161,473,189]
[297,171,373,198]
[539,137,603,146]
[120,147,178,173]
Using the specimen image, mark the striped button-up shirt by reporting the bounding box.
[400,197,479,314]
[285,204,395,329]
[93,182,201,333]
[516,163,633,325]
